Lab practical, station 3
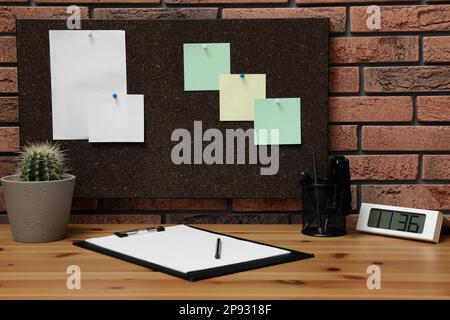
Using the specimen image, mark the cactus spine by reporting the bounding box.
[18,142,67,181]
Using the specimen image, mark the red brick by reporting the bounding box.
[329,97,413,123]
[165,213,289,224]
[365,66,450,93]
[299,0,415,3]
[103,198,129,210]
[361,185,450,210]
[0,68,17,93]
[41,0,160,3]
[70,214,161,224]
[232,199,301,212]
[351,185,357,211]
[417,96,450,122]
[362,126,450,151]
[348,155,418,181]
[168,0,285,3]
[0,37,16,63]
[222,8,347,33]
[329,125,358,151]
[330,36,419,64]
[0,127,19,152]
[329,67,359,93]
[424,37,450,63]
[0,6,89,33]
[422,155,450,180]
[94,8,218,19]
[0,157,18,178]
[351,5,450,33]
[0,97,18,122]
[128,199,227,211]
[71,199,98,211]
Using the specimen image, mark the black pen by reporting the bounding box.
[215,238,222,259]
[114,226,165,238]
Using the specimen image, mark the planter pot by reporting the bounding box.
[1,174,75,243]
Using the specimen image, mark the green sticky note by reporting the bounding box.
[254,98,301,145]
[184,43,230,91]
[219,74,266,121]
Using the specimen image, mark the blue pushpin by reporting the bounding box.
[112,93,118,100]
[240,73,245,79]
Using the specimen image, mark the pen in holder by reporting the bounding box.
[300,155,350,237]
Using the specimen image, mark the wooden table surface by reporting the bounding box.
[0,224,449,300]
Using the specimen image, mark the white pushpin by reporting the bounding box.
[88,32,93,38]
[275,99,281,105]
[202,44,208,49]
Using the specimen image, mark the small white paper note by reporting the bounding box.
[88,94,144,143]
[49,30,127,140]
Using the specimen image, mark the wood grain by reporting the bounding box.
[0,224,449,299]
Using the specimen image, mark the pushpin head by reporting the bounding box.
[112,93,118,99]
[202,44,208,49]
[275,99,280,105]
[88,32,93,38]
[240,73,245,79]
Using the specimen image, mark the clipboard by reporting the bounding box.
[73,225,314,281]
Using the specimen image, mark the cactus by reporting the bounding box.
[18,142,67,182]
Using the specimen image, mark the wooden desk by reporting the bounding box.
[0,224,449,299]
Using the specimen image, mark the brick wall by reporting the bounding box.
[0,0,449,224]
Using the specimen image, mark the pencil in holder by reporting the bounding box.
[302,178,346,237]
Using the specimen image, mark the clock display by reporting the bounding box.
[367,209,426,234]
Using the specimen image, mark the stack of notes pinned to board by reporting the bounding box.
[182,42,301,145]
[49,30,144,143]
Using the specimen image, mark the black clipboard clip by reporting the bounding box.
[114,226,165,238]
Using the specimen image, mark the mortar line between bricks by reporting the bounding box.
[351,180,450,185]
[347,32,450,37]
[0,123,19,127]
[419,34,424,65]
[23,1,450,8]
[330,121,450,125]
[418,153,424,181]
[356,125,362,153]
[72,209,295,215]
[359,92,450,97]
[331,150,450,155]
[330,62,426,67]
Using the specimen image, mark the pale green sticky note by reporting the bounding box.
[184,43,230,91]
[219,74,266,121]
[254,98,301,145]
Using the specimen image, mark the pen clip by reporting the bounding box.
[114,226,165,238]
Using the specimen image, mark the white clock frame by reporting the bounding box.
[357,203,444,243]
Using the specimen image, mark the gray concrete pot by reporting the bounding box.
[1,174,75,243]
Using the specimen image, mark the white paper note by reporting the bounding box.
[89,94,144,143]
[49,30,127,140]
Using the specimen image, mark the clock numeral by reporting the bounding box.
[407,214,421,233]
[396,213,409,232]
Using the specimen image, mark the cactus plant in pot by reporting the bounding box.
[1,142,75,242]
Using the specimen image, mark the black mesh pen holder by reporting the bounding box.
[302,178,346,237]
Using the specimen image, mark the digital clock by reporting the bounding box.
[357,203,445,243]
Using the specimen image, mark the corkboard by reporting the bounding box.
[16,19,329,198]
